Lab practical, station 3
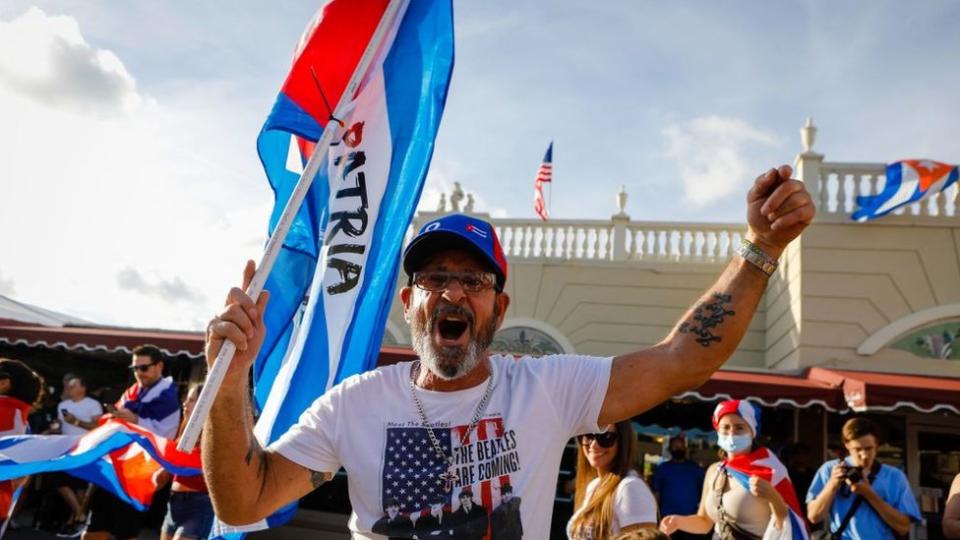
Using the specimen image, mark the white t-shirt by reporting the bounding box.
[57,397,103,436]
[271,354,611,540]
[566,470,658,539]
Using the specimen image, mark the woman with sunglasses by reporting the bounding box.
[568,421,658,539]
[659,400,807,540]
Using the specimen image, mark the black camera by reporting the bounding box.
[841,465,864,483]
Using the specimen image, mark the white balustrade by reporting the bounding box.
[480,218,740,263]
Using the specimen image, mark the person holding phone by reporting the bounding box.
[58,376,102,435]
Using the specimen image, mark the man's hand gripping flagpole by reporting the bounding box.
[178,0,409,453]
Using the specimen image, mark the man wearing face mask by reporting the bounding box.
[660,400,808,540]
[651,436,706,540]
[806,418,920,539]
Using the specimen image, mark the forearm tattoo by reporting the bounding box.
[679,293,736,347]
[244,441,268,480]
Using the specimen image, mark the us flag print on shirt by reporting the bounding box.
[374,416,524,539]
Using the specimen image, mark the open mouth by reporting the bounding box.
[431,305,473,345]
[437,318,469,341]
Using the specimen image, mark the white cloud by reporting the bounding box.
[0,7,142,114]
[0,8,272,331]
[116,268,205,304]
[663,116,779,206]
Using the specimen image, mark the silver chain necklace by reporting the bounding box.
[409,360,495,493]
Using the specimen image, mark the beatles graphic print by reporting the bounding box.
[374,416,523,539]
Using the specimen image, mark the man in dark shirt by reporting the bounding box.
[652,436,706,540]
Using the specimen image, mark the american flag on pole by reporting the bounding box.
[533,142,552,221]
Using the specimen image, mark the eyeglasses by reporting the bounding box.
[412,271,497,293]
[128,362,157,373]
[578,432,619,448]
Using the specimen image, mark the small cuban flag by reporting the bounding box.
[852,159,958,221]
[723,448,810,540]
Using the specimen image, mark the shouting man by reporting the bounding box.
[203,166,815,539]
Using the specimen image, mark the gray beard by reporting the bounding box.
[411,303,498,381]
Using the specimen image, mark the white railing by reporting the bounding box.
[412,212,743,264]
[495,220,614,260]
[624,222,743,261]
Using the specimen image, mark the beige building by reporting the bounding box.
[387,119,960,379]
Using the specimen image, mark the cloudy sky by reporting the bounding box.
[1,1,958,330]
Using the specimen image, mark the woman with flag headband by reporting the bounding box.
[659,400,809,540]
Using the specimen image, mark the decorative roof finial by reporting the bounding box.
[616,184,628,217]
[801,117,817,153]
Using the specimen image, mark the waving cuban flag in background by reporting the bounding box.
[0,420,200,510]
[852,159,958,221]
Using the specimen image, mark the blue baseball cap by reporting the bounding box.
[402,214,508,291]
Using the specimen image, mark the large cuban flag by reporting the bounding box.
[723,448,810,540]
[224,0,454,533]
[0,420,201,510]
[852,159,958,221]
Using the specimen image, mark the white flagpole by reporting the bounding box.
[178,0,409,452]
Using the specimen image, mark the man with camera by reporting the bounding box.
[806,418,921,539]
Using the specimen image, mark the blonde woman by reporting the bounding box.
[568,421,658,539]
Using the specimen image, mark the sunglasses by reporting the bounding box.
[579,431,619,448]
[128,362,157,373]
[412,271,498,294]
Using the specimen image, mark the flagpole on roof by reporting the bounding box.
[178,0,410,452]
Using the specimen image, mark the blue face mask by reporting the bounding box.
[717,434,752,455]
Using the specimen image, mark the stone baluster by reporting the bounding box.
[836,173,849,214]
[513,226,525,256]
[624,227,635,258]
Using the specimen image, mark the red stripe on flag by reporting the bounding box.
[281,0,390,129]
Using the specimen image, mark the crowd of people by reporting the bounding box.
[7,343,959,540]
[0,166,956,539]
[7,346,212,540]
